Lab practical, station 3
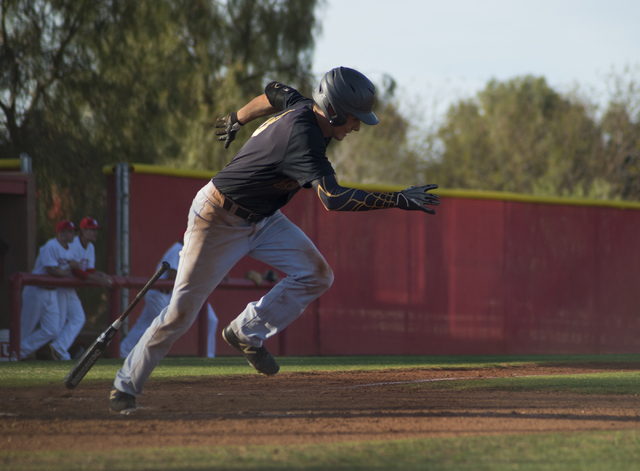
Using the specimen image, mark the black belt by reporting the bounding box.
[221,197,265,223]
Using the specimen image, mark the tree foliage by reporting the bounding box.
[599,66,640,199]
[423,70,640,200]
[1,0,322,244]
[426,76,605,197]
[0,0,97,150]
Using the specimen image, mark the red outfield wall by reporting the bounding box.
[105,165,640,357]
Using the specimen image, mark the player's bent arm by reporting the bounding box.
[45,266,70,277]
[238,80,294,123]
[237,94,280,124]
[88,271,113,288]
[216,81,292,148]
[215,94,279,148]
[68,260,81,270]
[311,175,440,214]
[75,269,113,288]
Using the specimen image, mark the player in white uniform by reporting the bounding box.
[119,240,218,358]
[20,221,80,360]
[59,217,112,360]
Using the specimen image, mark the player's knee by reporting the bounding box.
[167,300,202,332]
[314,260,334,292]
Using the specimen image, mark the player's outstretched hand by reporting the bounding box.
[215,112,243,149]
[395,184,440,214]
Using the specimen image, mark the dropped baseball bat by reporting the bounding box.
[63,261,171,389]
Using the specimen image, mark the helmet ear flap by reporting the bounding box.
[326,104,345,126]
[313,86,346,126]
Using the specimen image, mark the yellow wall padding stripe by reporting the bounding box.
[100,164,640,211]
[102,163,217,179]
[0,159,21,170]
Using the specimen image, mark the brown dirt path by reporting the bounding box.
[2,363,640,452]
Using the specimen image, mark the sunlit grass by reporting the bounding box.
[408,371,640,395]
[1,354,639,388]
[2,430,640,470]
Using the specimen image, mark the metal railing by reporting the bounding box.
[9,273,279,361]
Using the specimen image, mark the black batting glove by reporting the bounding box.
[215,111,243,149]
[395,184,440,214]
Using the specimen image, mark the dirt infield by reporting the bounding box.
[2,363,640,452]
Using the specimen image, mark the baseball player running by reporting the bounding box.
[119,239,218,359]
[109,67,439,413]
[20,221,81,360]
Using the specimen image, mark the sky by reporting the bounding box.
[312,0,640,121]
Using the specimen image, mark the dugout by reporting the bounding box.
[0,157,36,331]
[105,164,640,357]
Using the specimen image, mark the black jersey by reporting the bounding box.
[213,87,335,216]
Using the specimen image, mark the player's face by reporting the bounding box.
[82,228,98,242]
[58,229,76,244]
[331,113,361,141]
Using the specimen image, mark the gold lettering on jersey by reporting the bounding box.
[274,178,300,190]
[252,109,295,137]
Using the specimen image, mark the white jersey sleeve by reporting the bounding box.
[32,238,75,275]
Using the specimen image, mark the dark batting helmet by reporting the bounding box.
[312,67,379,126]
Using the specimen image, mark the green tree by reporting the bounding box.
[1,0,322,242]
[76,0,322,171]
[426,76,604,197]
[600,66,640,199]
[0,0,101,153]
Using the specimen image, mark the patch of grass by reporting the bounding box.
[409,371,640,395]
[1,354,639,388]
[2,430,640,470]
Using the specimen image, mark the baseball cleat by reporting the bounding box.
[109,388,137,415]
[38,342,62,361]
[222,325,280,375]
[48,343,62,361]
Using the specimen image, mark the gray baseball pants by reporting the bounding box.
[114,181,334,396]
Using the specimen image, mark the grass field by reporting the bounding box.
[3,430,640,471]
[3,353,638,387]
[2,354,640,470]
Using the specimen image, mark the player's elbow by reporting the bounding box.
[318,192,343,211]
[324,202,343,212]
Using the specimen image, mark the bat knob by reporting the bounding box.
[161,261,171,270]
